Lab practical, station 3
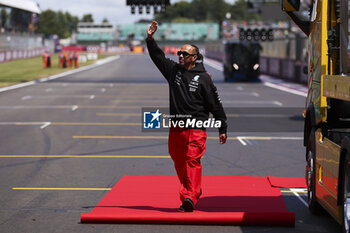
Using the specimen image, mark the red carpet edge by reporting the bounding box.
[81,175,297,226]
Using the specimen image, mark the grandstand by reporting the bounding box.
[0,0,56,64]
[0,0,40,33]
[0,0,40,14]
[77,22,117,44]
[117,23,219,41]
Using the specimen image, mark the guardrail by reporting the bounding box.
[260,56,308,84]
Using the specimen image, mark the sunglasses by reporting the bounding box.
[177,51,197,57]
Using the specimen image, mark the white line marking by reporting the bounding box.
[226,114,298,118]
[0,106,74,109]
[273,101,283,106]
[0,122,46,125]
[101,88,106,93]
[292,191,308,208]
[290,188,307,192]
[236,86,243,91]
[40,122,51,129]
[45,88,53,92]
[264,82,307,97]
[197,58,307,98]
[0,81,35,93]
[0,56,120,94]
[238,136,303,140]
[71,105,78,111]
[237,137,247,146]
[38,57,120,83]
[22,95,96,99]
[95,55,120,65]
[222,100,283,106]
[21,96,32,100]
[220,92,259,97]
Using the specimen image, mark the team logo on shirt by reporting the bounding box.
[189,75,200,92]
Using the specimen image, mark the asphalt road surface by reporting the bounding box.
[0,54,341,233]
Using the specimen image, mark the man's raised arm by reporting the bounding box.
[146,21,176,80]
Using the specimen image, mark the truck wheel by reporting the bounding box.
[307,133,322,214]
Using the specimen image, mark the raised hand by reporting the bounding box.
[147,21,158,39]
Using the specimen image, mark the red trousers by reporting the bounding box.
[168,128,207,205]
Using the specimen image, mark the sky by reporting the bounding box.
[34,0,237,25]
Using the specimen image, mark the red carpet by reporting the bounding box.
[267,176,307,188]
[81,175,296,226]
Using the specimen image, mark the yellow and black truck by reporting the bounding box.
[282,0,350,231]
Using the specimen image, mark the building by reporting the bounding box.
[76,22,117,45]
[117,23,219,41]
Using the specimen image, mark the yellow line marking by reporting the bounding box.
[93,96,168,99]
[96,113,141,116]
[73,135,168,139]
[79,105,167,109]
[12,187,112,191]
[226,114,240,117]
[72,136,272,140]
[0,155,170,158]
[110,100,168,103]
[12,188,308,192]
[52,122,140,126]
[280,190,307,193]
[0,122,141,126]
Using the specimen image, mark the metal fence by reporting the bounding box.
[0,33,55,63]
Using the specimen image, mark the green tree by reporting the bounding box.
[155,0,230,23]
[65,12,79,35]
[155,0,260,23]
[155,1,193,22]
[102,18,109,23]
[81,14,94,23]
[38,10,79,38]
[56,11,68,37]
[229,0,261,21]
[191,0,230,22]
[38,10,59,37]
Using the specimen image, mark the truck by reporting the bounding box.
[281,0,350,231]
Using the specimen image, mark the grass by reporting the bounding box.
[0,54,108,87]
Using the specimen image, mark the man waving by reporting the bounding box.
[146,21,227,212]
